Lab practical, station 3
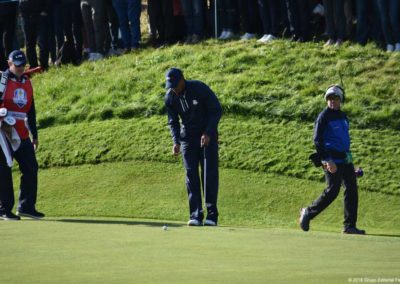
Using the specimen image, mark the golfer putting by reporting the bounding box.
[300,85,365,235]
[164,68,222,226]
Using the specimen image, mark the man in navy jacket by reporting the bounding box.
[164,68,222,226]
[299,85,365,235]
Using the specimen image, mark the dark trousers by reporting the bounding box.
[356,0,381,45]
[258,0,282,36]
[0,8,17,71]
[376,0,400,45]
[218,0,238,31]
[105,0,120,51]
[0,139,39,214]
[81,0,107,54]
[323,0,346,40]
[147,0,174,44]
[238,0,261,34]
[307,163,358,229]
[21,13,49,69]
[286,0,310,40]
[112,0,142,48]
[181,136,219,222]
[54,0,83,61]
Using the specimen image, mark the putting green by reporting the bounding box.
[0,217,398,283]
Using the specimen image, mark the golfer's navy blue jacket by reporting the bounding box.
[313,107,351,164]
[165,80,222,145]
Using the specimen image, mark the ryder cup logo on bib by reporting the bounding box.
[13,88,28,108]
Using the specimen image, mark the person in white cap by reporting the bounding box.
[299,85,366,235]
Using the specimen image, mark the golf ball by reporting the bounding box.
[163,225,168,231]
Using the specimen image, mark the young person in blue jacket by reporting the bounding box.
[299,85,365,235]
[164,68,222,226]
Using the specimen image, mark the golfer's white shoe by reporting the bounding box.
[204,219,217,226]
[187,219,202,226]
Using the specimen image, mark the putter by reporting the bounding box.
[203,146,207,213]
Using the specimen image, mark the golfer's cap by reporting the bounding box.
[8,50,26,67]
[165,68,183,89]
[324,85,344,102]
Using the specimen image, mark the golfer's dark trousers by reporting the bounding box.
[307,163,358,229]
[181,135,219,222]
[0,139,38,214]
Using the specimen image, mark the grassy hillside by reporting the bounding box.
[27,39,400,196]
[34,40,400,129]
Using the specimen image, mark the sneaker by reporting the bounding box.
[258,34,276,43]
[191,34,201,44]
[265,34,276,42]
[17,209,45,219]
[88,52,104,61]
[187,219,202,226]
[204,219,217,226]
[218,30,228,40]
[299,208,310,231]
[0,212,21,221]
[223,31,235,40]
[257,34,269,43]
[107,48,121,57]
[324,39,335,46]
[343,227,366,235]
[395,43,400,52]
[386,44,394,52]
[335,39,343,47]
[184,35,192,44]
[240,33,256,41]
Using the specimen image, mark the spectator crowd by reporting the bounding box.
[1,0,399,72]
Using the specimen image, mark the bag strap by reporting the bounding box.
[0,71,9,102]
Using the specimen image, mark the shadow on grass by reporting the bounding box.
[366,233,400,238]
[55,218,185,228]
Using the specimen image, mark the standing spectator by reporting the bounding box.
[147,0,175,46]
[323,0,346,46]
[0,50,45,220]
[164,68,222,226]
[112,0,142,51]
[217,0,238,40]
[53,0,83,64]
[0,0,19,71]
[19,0,51,70]
[80,0,107,61]
[376,0,400,52]
[257,0,283,43]
[343,0,354,39]
[238,0,260,41]
[181,0,204,43]
[299,85,365,235]
[355,0,381,46]
[105,0,121,56]
[286,0,311,42]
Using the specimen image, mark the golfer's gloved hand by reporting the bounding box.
[324,160,337,174]
[201,134,210,147]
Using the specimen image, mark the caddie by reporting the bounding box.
[164,67,222,226]
[299,85,365,234]
[0,50,44,220]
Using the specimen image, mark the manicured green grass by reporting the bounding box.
[19,161,400,234]
[0,218,399,284]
